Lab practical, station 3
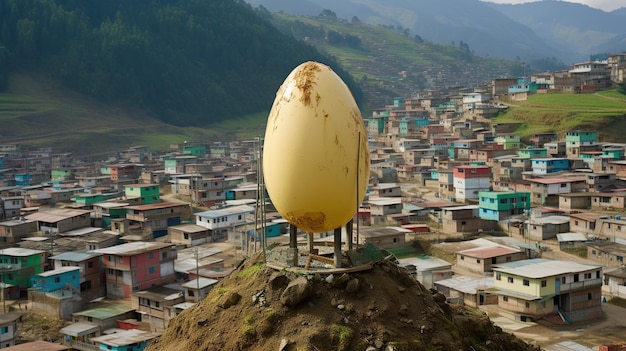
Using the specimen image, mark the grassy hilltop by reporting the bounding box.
[494,89,626,143]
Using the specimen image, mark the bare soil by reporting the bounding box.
[147,251,538,351]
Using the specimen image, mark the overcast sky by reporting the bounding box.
[481,0,626,12]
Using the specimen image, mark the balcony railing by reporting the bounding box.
[64,340,99,351]
[557,279,602,293]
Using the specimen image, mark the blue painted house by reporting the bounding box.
[30,266,80,292]
[90,329,161,351]
[531,158,569,174]
[14,173,32,186]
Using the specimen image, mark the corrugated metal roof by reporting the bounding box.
[0,247,44,256]
[74,304,134,319]
[124,202,188,210]
[182,277,219,289]
[493,258,602,278]
[90,329,161,346]
[93,242,172,255]
[35,266,80,277]
[195,205,255,218]
[434,275,493,294]
[398,256,452,271]
[457,246,521,258]
[50,251,101,262]
[556,233,587,242]
[25,208,90,223]
[543,341,594,351]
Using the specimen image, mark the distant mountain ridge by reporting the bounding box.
[247,0,626,63]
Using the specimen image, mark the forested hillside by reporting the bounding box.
[0,0,362,126]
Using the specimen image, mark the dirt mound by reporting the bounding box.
[147,252,538,351]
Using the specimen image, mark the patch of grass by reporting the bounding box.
[241,315,256,340]
[387,245,421,259]
[330,324,354,351]
[607,296,626,308]
[237,263,266,279]
[561,246,588,258]
[209,287,230,303]
[494,90,626,143]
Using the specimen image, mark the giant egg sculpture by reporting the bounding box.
[263,61,369,233]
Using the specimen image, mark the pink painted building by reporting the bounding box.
[94,242,177,299]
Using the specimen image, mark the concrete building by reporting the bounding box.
[493,259,603,323]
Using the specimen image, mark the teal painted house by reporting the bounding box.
[30,266,80,293]
[74,193,119,206]
[531,158,569,174]
[566,130,596,146]
[517,148,547,159]
[508,78,538,94]
[478,191,530,221]
[0,248,46,289]
[603,148,624,159]
[368,115,388,135]
[14,173,31,186]
[124,184,160,204]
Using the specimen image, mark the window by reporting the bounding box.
[148,252,154,259]
[584,273,592,279]
[525,302,530,308]
[507,277,514,283]
[560,183,567,188]
[460,255,464,260]
[541,280,547,288]
[0,327,8,334]
[574,274,579,282]
[588,293,592,300]
[502,296,508,302]
[495,273,501,281]
[87,261,93,268]
[162,252,167,259]
[476,259,480,263]
[523,279,529,286]
[54,277,60,283]
[149,266,155,274]
[188,290,195,297]
[108,255,113,262]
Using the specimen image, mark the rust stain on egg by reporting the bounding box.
[286,211,327,233]
[293,62,322,108]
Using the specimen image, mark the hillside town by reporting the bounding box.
[0,54,626,351]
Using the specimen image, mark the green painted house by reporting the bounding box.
[478,191,530,221]
[494,135,521,150]
[51,169,73,182]
[0,248,46,289]
[183,145,207,157]
[124,184,160,204]
[517,148,547,159]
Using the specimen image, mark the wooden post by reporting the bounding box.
[307,232,314,254]
[333,227,342,268]
[346,219,353,251]
[290,225,298,266]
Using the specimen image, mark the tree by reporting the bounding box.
[319,9,337,18]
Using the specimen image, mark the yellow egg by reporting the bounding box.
[263,61,369,233]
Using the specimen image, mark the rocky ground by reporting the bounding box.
[146,250,538,351]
